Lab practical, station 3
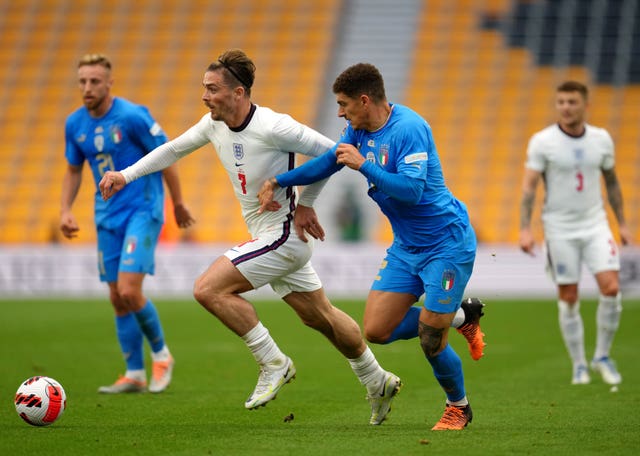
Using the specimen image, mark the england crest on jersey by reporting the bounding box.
[233,143,244,160]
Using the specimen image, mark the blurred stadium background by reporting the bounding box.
[1,0,639,297]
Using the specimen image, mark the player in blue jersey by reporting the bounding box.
[259,63,478,430]
[60,54,195,394]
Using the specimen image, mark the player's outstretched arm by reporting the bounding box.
[99,171,126,201]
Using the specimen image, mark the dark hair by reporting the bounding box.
[78,53,112,70]
[208,49,255,96]
[557,80,588,100]
[332,63,386,102]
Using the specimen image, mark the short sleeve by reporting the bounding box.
[525,132,547,172]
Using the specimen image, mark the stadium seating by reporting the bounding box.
[0,0,637,246]
[402,0,640,244]
[0,0,339,244]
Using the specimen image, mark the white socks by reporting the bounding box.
[558,300,587,367]
[244,325,386,393]
[125,369,146,382]
[451,307,465,328]
[242,322,285,366]
[151,344,171,362]
[348,346,386,393]
[447,397,469,407]
[594,293,622,360]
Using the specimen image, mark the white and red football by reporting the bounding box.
[15,376,67,426]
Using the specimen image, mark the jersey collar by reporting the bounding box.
[229,103,257,132]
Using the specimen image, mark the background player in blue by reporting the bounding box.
[60,54,195,394]
[259,63,478,430]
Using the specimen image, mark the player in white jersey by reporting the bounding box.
[98,49,403,424]
[519,81,631,386]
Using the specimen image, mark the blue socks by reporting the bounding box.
[385,306,420,343]
[133,300,166,353]
[115,313,144,370]
[384,306,467,403]
[427,344,466,402]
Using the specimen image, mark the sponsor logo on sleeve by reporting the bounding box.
[150,122,164,136]
[404,152,428,164]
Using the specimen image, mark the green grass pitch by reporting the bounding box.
[1,297,638,455]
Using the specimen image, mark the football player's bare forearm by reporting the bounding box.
[61,173,82,212]
[607,188,626,225]
[520,192,535,229]
[604,171,626,224]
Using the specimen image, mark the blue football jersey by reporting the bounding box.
[341,103,472,251]
[64,97,167,229]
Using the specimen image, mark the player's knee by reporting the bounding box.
[109,289,128,314]
[419,335,442,358]
[363,325,391,345]
[599,282,619,297]
[115,285,142,309]
[194,280,229,319]
[418,324,445,358]
[193,277,212,306]
[559,291,578,304]
[193,277,217,308]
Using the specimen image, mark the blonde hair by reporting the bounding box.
[78,53,112,70]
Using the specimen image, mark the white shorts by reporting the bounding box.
[223,224,322,297]
[544,226,620,284]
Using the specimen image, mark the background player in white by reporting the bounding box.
[98,48,402,424]
[519,81,631,386]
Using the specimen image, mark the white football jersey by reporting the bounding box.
[525,123,615,239]
[123,105,335,237]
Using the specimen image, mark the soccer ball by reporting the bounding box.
[14,376,67,426]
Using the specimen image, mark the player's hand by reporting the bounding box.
[257,178,282,214]
[59,211,80,239]
[335,143,365,170]
[619,224,632,246]
[174,203,196,228]
[294,205,325,242]
[99,171,126,201]
[519,228,536,256]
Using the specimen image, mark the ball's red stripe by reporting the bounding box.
[43,385,63,423]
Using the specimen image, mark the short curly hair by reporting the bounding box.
[332,63,386,102]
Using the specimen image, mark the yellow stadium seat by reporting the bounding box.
[0,0,341,244]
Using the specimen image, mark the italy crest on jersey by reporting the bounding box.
[110,126,122,144]
[441,269,455,291]
[379,144,389,166]
[125,236,137,254]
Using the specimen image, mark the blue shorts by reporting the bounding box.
[96,211,162,283]
[371,228,476,314]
